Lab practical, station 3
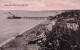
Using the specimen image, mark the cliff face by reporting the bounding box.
[36,10,80,50]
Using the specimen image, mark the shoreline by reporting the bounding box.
[0,21,45,48]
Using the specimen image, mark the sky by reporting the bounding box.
[0,0,80,10]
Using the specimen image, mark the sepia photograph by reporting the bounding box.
[0,10,80,50]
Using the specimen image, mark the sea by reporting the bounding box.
[0,10,61,44]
